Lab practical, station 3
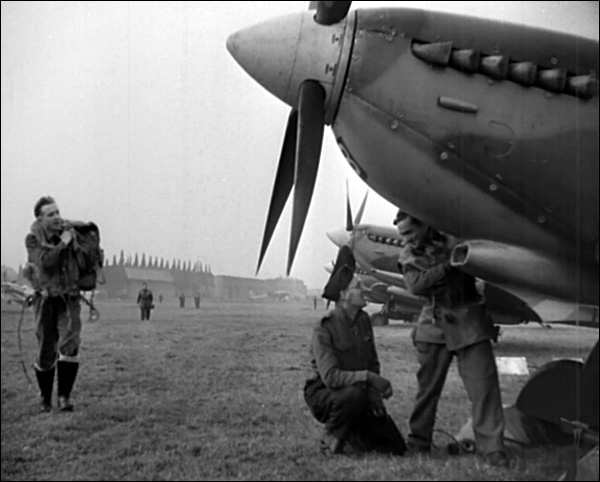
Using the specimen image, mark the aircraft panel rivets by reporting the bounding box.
[440,152,449,161]
[490,184,498,192]
[390,120,399,130]
[537,216,546,224]
[551,56,559,66]
[325,63,337,75]
[447,142,456,150]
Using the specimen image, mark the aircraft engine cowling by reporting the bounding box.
[451,240,599,306]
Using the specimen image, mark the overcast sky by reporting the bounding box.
[2,1,598,289]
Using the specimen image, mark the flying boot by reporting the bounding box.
[56,360,79,412]
[34,365,55,413]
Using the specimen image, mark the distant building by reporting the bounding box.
[101,256,215,301]
[98,253,306,301]
[213,275,306,301]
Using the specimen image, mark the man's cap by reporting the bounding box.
[393,208,409,225]
[322,245,356,302]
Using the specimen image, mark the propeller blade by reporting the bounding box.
[256,110,298,275]
[354,190,369,226]
[315,1,352,25]
[346,180,354,231]
[287,80,325,275]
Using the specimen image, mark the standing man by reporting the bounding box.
[25,196,83,412]
[394,209,508,467]
[136,283,154,321]
[194,291,201,309]
[179,292,186,308]
[304,246,406,456]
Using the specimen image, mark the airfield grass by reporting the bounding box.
[1,299,597,481]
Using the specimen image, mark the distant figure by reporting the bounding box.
[194,291,201,309]
[179,292,186,308]
[304,245,406,456]
[313,295,318,310]
[136,283,154,321]
[158,293,163,304]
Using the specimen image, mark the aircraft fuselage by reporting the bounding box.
[332,9,598,305]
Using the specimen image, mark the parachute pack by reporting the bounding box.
[69,222,105,291]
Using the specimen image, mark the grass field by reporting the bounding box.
[1,298,597,481]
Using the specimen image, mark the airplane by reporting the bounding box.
[227,0,598,460]
[248,289,269,301]
[249,289,291,301]
[227,1,597,307]
[1,281,35,307]
[326,190,546,328]
[270,290,291,301]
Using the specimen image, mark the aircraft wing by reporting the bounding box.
[1,282,34,306]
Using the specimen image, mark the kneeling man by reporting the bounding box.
[304,246,406,455]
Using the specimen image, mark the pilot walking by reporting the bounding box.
[304,246,406,456]
[25,196,85,413]
[394,209,508,467]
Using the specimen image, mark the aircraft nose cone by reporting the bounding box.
[226,13,303,108]
[327,228,351,248]
[227,11,350,116]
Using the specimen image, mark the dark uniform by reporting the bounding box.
[304,305,406,455]
[137,287,154,320]
[25,219,83,412]
[399,230,505,457]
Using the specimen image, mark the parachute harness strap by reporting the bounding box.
[79,292,100,322]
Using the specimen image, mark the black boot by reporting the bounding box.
[57,360,79,412]
[35,366,55,413]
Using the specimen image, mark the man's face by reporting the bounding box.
[396,217,427,248]
[343,277,367,308]
[38,203,63,234]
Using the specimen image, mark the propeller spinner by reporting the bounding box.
[226,2,353,275]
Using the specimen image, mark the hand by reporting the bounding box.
[60,229,73,245]
[367,387,387,418]
[367,372,393,399]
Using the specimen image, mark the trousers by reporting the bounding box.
[304,377,406,455]
[408,340,505,455]
[34,294,81,370]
